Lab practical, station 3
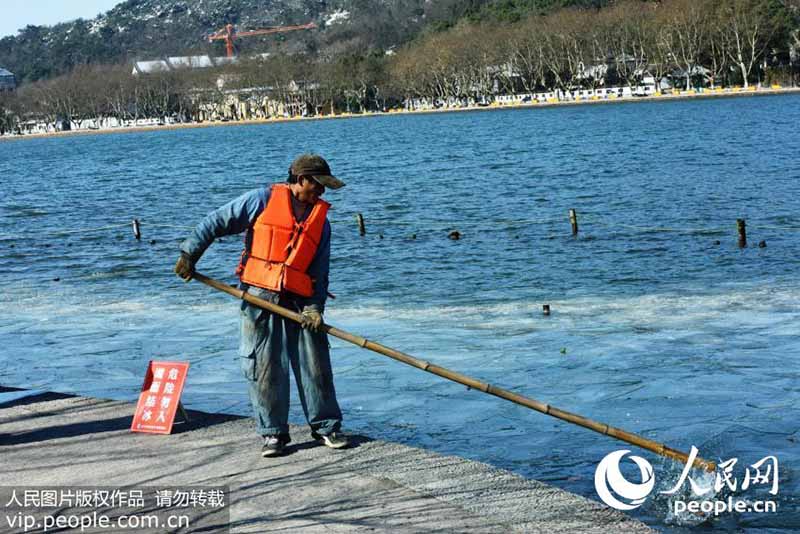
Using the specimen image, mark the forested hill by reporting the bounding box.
[0,0,606,84]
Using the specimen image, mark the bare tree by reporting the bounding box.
[790,27,800,86]
[602,1,652,89]
[509,18,547,93]
[706,6,730,89]
[388,44,432,107]
[720,0,777,87]
[0,92,18,134]
[540,9,589,95]
[661,0,711,90]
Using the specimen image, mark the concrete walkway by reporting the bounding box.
[0,388,653,533]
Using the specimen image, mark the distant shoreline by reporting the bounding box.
[3,85,799,142]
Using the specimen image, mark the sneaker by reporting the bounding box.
[261,434,290,457]
[312,431,350,449]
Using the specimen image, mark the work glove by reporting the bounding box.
[300,306,323,332]
[174,252,195,282]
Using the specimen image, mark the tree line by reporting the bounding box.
[2,0,799,134]
[393,0,800,103]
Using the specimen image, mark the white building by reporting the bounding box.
[0,68,16,91]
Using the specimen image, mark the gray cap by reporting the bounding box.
[290,154,345,190]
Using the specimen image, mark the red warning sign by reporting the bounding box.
[131,361,189,434]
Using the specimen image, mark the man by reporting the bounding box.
[174,154,349,457]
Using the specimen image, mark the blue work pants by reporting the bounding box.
[238,299,342,437]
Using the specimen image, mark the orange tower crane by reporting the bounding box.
[207,22,318,57]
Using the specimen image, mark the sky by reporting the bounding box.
[1,1,124,38]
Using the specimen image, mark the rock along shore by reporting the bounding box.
[0,387,653,533]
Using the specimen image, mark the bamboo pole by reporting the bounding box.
[191,271,716,472]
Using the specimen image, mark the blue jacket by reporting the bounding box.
[180,186,331,312]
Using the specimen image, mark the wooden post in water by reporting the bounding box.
[737,219,747,248]
[356,213,366,236]
[569,209,579,236]
[132,219,141,240]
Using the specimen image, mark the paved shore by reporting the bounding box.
[0,387,653,533]
[2,86,798,142]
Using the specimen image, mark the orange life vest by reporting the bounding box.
[237,184,329,297]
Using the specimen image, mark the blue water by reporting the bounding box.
[1,95,799,532]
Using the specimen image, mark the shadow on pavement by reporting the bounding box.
[0,388,247,445]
